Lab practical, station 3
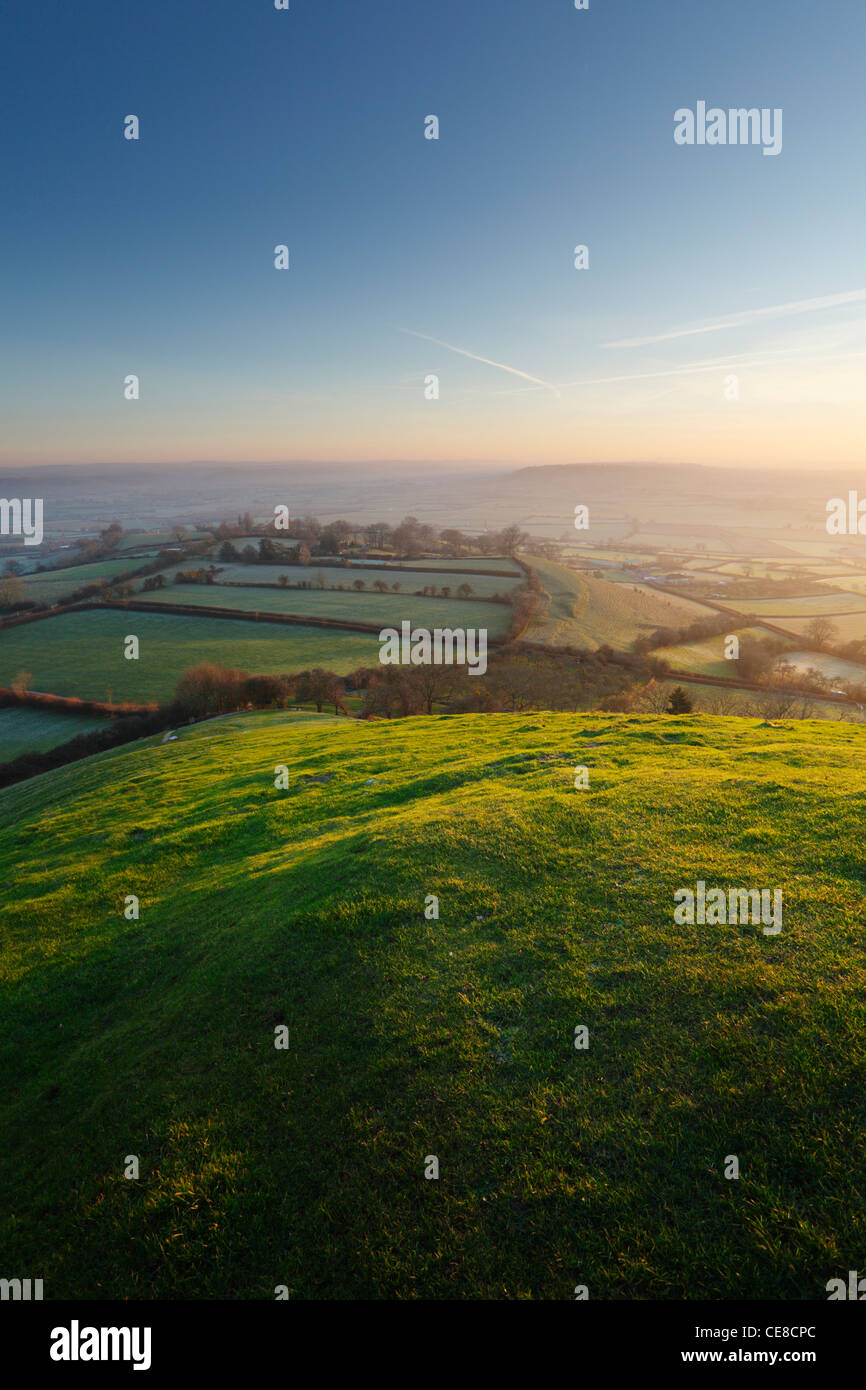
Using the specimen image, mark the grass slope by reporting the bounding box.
[526,557,712,650]
[0,711,864,1299]
[0,707,110,761]
[0,610,379,703]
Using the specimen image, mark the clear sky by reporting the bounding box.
[1,0,864,469]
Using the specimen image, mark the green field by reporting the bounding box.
[163,563,521,598]
[1,709,864,1298]
[0,611,380,703]
[118,531,212,550]
[18,559,146,603]
[0,707,110,761]
[402,555,522,574]
[655,627,795,679]
[526,557,712,650]
[138,583,512,635]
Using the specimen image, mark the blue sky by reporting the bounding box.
[1,0,864,467]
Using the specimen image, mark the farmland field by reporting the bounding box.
[782,651,866,685]
[19,559,147,602]
[711,562,798,578]
[526,557,713,649]
[561,547,663,566]
[818,574,866,594]
[118,531,212,550]
[0,707,110,761]
[654,626,793,679]
[204,536,299,558]
[631,531,736,552]
[400,555,522,574]
[163,562,522,597]
[772,612,866,644]
[131,583,513,635]
[0,610,380,703]
[724,592,866,618]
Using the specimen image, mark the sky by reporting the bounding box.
[1,0,865,470]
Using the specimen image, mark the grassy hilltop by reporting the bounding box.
[0,710,864,1299]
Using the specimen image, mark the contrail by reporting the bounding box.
[603,289,866,349]
[400,328,561,397]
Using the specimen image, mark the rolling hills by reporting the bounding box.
[1,709,863,1299]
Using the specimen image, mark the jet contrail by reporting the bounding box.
[400,328,561,397]
[603,289,866,349]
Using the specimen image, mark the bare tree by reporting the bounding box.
[804,616,838,650]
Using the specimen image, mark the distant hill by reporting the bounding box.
[1,709,863,1298]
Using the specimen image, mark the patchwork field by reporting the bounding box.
[138,583,512,636]
[724,592,866,618]
[161,563,522,598]
[401,555,523,574]
[1,710,864,1298]
[562,547,663,566]
[0,610,380,703]
[654,627,792,679]
[18,559,147,602]
[0,707,110,761]
[526,557,713,650]
[118,531,212,550]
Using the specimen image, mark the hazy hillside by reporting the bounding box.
[526,556,709,649]
[1,710,863,1299]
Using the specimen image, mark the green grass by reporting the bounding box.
[0,710,864,1299]
[19,559,146,603]
[0,610,380,703]
[190,563,521,597]
[655,627,796,679]
[0,707,110,761]
[140,583,512,635]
